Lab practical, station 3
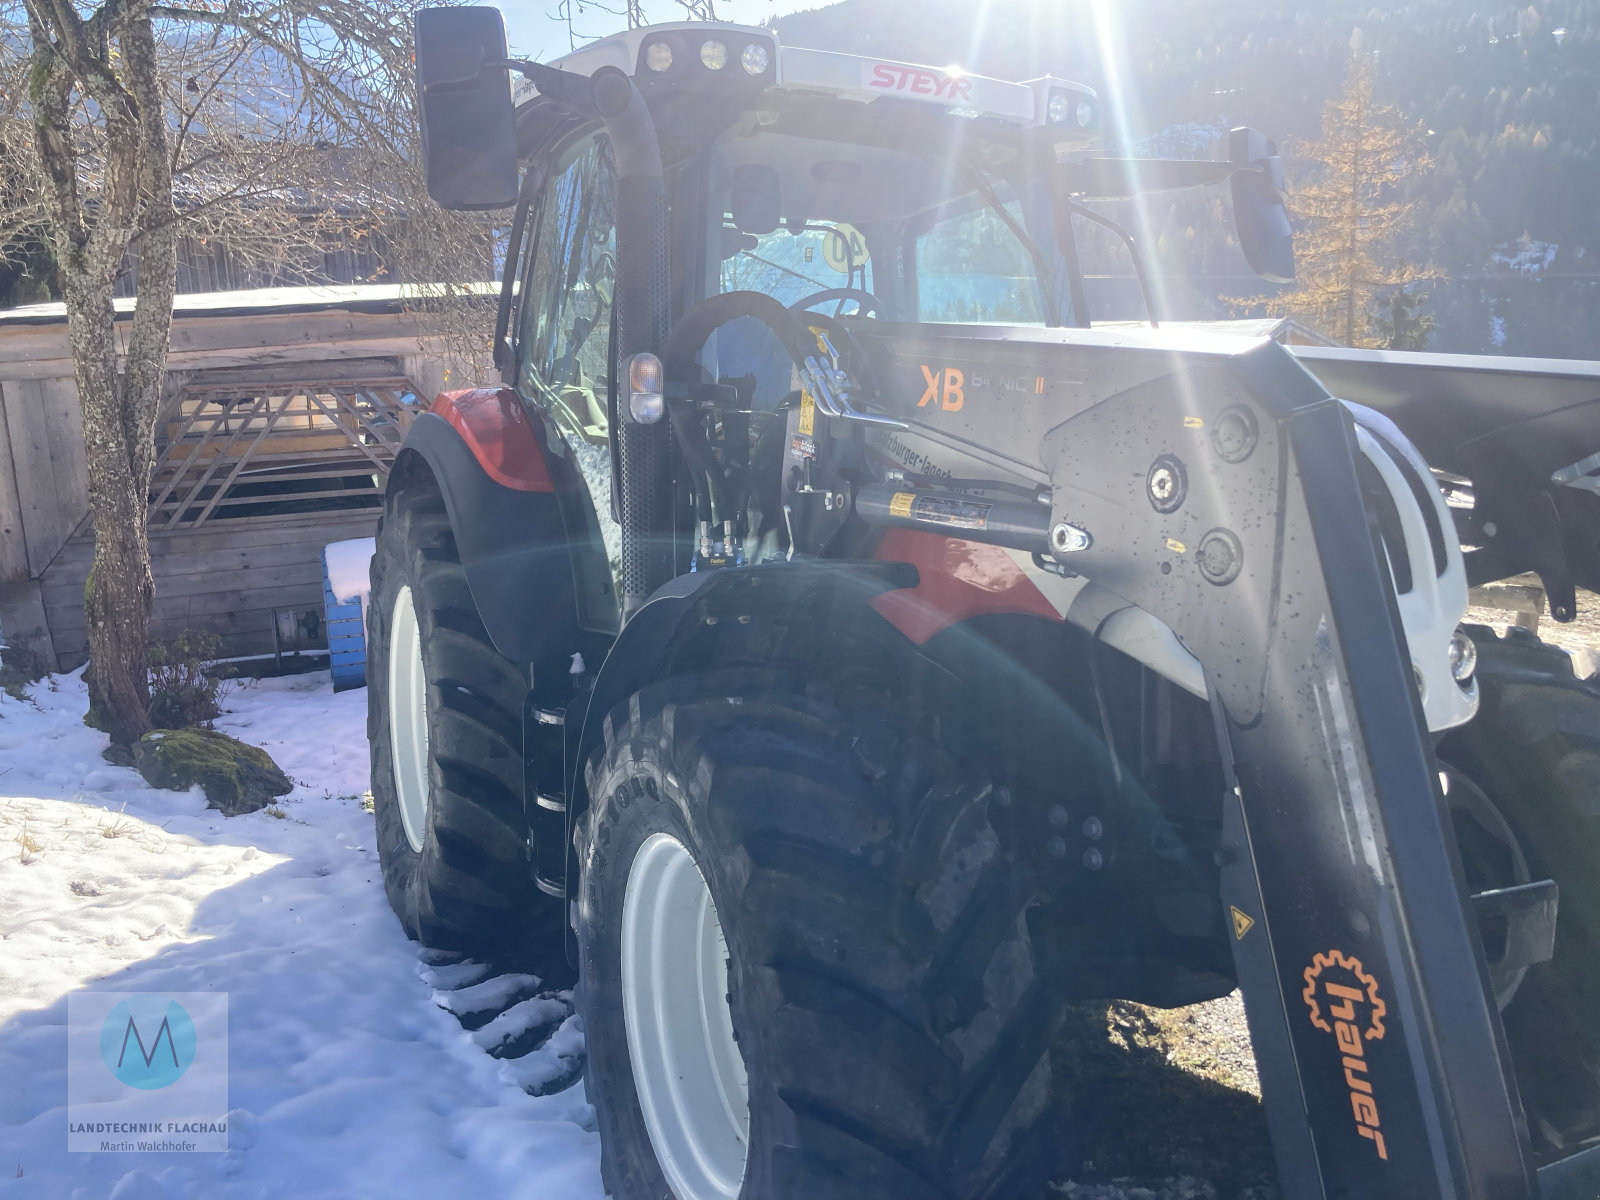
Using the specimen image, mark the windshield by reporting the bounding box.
[707,123,1056,327]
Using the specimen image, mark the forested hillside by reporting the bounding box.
[775,0,1599,357]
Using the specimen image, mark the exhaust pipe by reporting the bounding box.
[855,483,1052,552]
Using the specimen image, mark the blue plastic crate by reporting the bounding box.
[321,539,375,692]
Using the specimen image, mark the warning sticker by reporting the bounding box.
[889,491,915,518]
[799,391,816,436]
[1230,906,1255,940]
[906,493,992,531]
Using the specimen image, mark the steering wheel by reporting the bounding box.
[789,288,884,317]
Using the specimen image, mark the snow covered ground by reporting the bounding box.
[0,670,601,1200]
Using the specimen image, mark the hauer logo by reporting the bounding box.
[1303,949,1390,1161]
[100,996,197,1090]
[866,62,974,103]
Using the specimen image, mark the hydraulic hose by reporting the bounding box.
[667,399,725,527]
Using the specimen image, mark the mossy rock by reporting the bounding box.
[135,728,292,816]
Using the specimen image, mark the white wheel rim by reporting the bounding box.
[388,585,430,853]
[622,832,748,1200]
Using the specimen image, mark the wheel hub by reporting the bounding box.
[621,832,748,1200]
[388,584,430,853]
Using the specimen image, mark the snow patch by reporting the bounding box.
[435,972,543,1016]
[323,536,376,605]
[473,994,572,1052]
[0,669,602,1199]
[1491,235,1558,276]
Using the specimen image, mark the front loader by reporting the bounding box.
[366,9,1600,1198]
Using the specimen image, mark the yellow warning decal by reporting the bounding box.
[1184,415,1204,429]
[799,391,815,436]
[1230,906,1255,940]
[1166,538,1186,554]
[889,492,916,518]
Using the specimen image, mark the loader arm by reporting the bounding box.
[1035,339,1535,1198]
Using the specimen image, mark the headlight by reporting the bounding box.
[1047,94,1071,125]
[626,354,664,424]
[700,40,728,70]
[1076,100,1095,127]
[645,42,673,73]
[1449,626,1478,686]
[741,42,769,75]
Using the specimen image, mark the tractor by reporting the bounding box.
[367,8,1600,1198]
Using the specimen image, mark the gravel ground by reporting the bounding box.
[1040,585,1600,1199]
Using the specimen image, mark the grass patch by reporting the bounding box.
[0,646,49,702]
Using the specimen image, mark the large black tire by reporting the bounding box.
[1438,624,1600,1161]
[367,477,564,960]
[577,667,1065,1200]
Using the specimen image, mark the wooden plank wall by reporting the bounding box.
[0,377,90,580]
[0,297,492,670]
[0,382,31,584]
[41,509,380,669]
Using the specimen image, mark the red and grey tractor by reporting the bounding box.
[366,9,1600,1198]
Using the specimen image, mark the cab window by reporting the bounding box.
[518,136,617,445]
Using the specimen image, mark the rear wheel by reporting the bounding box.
[1439,624,1600,1160]
[367,477,565,961]
[578,669,1066,1200]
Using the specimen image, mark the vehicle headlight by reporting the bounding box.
[1047,94,1071,125]
[700,40,728,70]
[741,42,769,75]
[1076,100,1095,127]
[1449,626,1478,686]
[645,42,673,73]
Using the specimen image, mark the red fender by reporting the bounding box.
[429,388,554,493]
[869,526,1062,644]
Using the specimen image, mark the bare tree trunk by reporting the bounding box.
[27,0,177,743]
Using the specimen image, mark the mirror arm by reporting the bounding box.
[424,57,599,117]
[485,58,598,115]
[1063,199,1159,328]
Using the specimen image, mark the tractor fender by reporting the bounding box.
[390,389,585,665]
[569,560,916,833]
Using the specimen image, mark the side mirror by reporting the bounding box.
[730,165,781,235]
[1229,127,1295,284]
[415,7,518,211]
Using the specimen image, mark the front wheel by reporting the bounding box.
[367,476,565,961]
[1439,625,1600,1160]
[578,670,1065,1200]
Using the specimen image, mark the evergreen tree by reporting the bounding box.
[1247,48,1444,347]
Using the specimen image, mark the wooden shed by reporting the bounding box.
[0,285,489,672]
